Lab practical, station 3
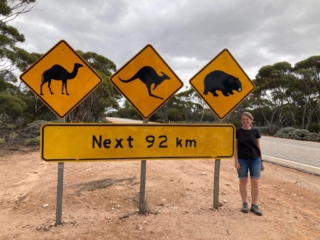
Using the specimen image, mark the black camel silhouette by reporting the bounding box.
[40,63,83,95]
[118,66,170,100]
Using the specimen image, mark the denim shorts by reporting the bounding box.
[237,157,261,179]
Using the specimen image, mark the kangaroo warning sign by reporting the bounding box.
[19,40,103,118]
[109,45,183,119]
[189,49,255,119]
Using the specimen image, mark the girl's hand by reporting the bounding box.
[234,162,240,169]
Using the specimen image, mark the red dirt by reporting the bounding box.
[0,148,320,239]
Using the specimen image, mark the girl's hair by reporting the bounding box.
[241,112,254,120]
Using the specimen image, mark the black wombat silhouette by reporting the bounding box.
[203,70,242,97]
[40,63,84,95]
[119,66,170,100]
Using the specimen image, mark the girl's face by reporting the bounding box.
[241,115,252,128]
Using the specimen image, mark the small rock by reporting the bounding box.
[200,172,207,175]
[43,204,49,207]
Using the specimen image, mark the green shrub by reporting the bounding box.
[304,133,320,142]
[256,127,269,135]
[274,127,320,142]
[25,137,40,146]
[6,124,16,130]
[274,127,296,138]
[231,121,241,128]
[308,123,320,133]
[291,129,310,140]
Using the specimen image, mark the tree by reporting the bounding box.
[0,0,37,74]
[292,62,320,129]
[294,56,320,92]
[174,88,207,122]
[254,62,296,128]
[0,0,40,124]
[64,51,120,122]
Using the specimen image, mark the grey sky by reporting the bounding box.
[11,0,320,88]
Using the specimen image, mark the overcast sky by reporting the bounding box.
[11,0,320,88]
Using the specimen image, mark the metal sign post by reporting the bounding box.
[213,119,224,209]
[56,117,65,225]
[213,159,221,209]
[56,162,64,224]
[139,119,148,214]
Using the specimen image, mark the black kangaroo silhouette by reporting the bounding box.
[40,63,83,95]
[118,66,170,100]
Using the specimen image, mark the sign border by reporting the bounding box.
[19,40,103,118]
[189,48,255,119]
[41,123,235,161]
[109,44,184,119]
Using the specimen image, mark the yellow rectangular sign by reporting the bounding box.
[40,123,235,161]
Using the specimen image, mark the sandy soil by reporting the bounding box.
[0,147,320,240]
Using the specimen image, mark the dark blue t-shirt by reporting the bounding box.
[236,128,261,159]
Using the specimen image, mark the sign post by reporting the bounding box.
[56,162,64,225]
[213,159,220,209]
[139,119,149,214]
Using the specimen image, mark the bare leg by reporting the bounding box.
[239,179,248,203]
[251,178,259,205]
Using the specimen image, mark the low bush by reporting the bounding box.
[274,127,320,142]
[25,137,40,146]
[308,123,320,133]
[5,124,16,130]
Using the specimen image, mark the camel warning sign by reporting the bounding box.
[109,45,183,119]
[19,40,103,118]
[189,49,255,119]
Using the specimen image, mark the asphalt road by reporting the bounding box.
[261,136,320,175]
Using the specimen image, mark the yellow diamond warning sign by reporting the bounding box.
[109,45,183,119]
[189,49,255,119]
[19,40,103,118]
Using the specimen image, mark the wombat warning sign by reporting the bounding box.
[189,49,255,119]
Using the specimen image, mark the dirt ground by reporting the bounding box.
[1,145,320,240]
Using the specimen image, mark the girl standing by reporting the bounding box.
[235,112,265,216]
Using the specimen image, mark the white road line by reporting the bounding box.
[263,155,320,170]
[273,143,320,151]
